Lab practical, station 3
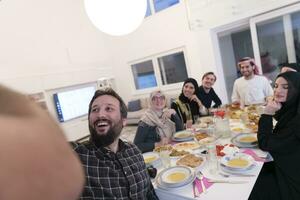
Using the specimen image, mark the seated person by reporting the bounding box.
[249,72,300,200]
[0,85,84,200]
[279,62,300,73]
[232,57,273,107]
[171,78,207,127]
[134,90,184,153]
[197,72,222,110]
[71,88,158,199]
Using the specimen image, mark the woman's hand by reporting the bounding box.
[162,109,176,119]
[191,95,203,106]
[264,100,282,115]
[155,137,170,147]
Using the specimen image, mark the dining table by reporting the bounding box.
[152,117,269,200]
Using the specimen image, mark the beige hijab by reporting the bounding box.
[140,91,176,139]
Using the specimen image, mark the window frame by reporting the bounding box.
[128,47,190,95]
[145,0,181,18]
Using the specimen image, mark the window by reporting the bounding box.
[153,0,179,13]
[131,60,157,89]
[218,27,254,100]
[214,4,300,102]
[131,50,188,91]
[145,0,152,17]
[145,0,179,18]
[158,52,188,85]
[292,11,300,63]
[256,17,287,81]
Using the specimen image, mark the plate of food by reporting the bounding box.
[173,141,200,151]
[172,130,193,142]
[160,166,193,187]
[236,133,258,144]
[169,149,190,158]
[220,153,254,170]
[194,132,216,146]
[154,145,173,153]
[231,133,258,148]
[199,116,214,124]
[176,154,205,168]
[143,152,160,167]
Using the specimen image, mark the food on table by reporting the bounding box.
[229,110,244,119]
[238,135,257,143]
[154,145,173,153]
[174,131,191,138]
[194,132,209,141]
[198,122,208,128]
[200,116,213,124]
[169,149,190,157]
[173,142,200,151]
[246,104,257,112]
[227,158,249,168]
[227,103,241,111]
[245,122,258,133]
[231,127,243,132]
[248,112,260,124]
[216,144,239,157]
[144,155,157,164]
[167,172,187,182]
[176,154,203,168]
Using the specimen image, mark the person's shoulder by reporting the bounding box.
[138,121,153,128]
[234,77,244,84]
[123,141,143,154]
[254,75,268,80]
[70,141,92,153]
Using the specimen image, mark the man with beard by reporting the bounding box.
[197,72,222,110]
[71,88,159,200]
[231,57,273,107]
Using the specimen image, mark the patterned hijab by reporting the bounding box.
[141,90,175,139]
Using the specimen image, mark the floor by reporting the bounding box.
[120,125,137,143]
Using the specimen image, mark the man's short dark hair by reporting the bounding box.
[88,88,127,118]
[202,72,217,81]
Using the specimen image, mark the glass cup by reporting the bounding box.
[215,118,231,138]
[159,150,171,168]
[207,143,219,175]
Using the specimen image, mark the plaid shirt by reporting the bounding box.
[71,139,159,200]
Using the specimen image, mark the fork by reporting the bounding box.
[197,171,207,194]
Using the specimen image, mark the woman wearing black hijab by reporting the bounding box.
[249,71,300,200]
[171,78,207,127]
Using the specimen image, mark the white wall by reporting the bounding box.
[0,0,114,140]
[1,0,299,140]
[107,0,300,104]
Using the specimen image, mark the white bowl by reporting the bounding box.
[160,166,192,187]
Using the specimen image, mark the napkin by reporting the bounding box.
[194,176,213,194]
[242,149,266,162]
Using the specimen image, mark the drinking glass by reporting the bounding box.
[207,143,219,175]
[215,118,231,138]
[159,150,171,168]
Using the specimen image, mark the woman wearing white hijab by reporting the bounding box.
[134,90,183,153]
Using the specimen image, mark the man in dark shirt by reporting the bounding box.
[197,72,222,109]
[71,88,158,200]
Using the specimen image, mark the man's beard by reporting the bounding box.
[89,119,123,148]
